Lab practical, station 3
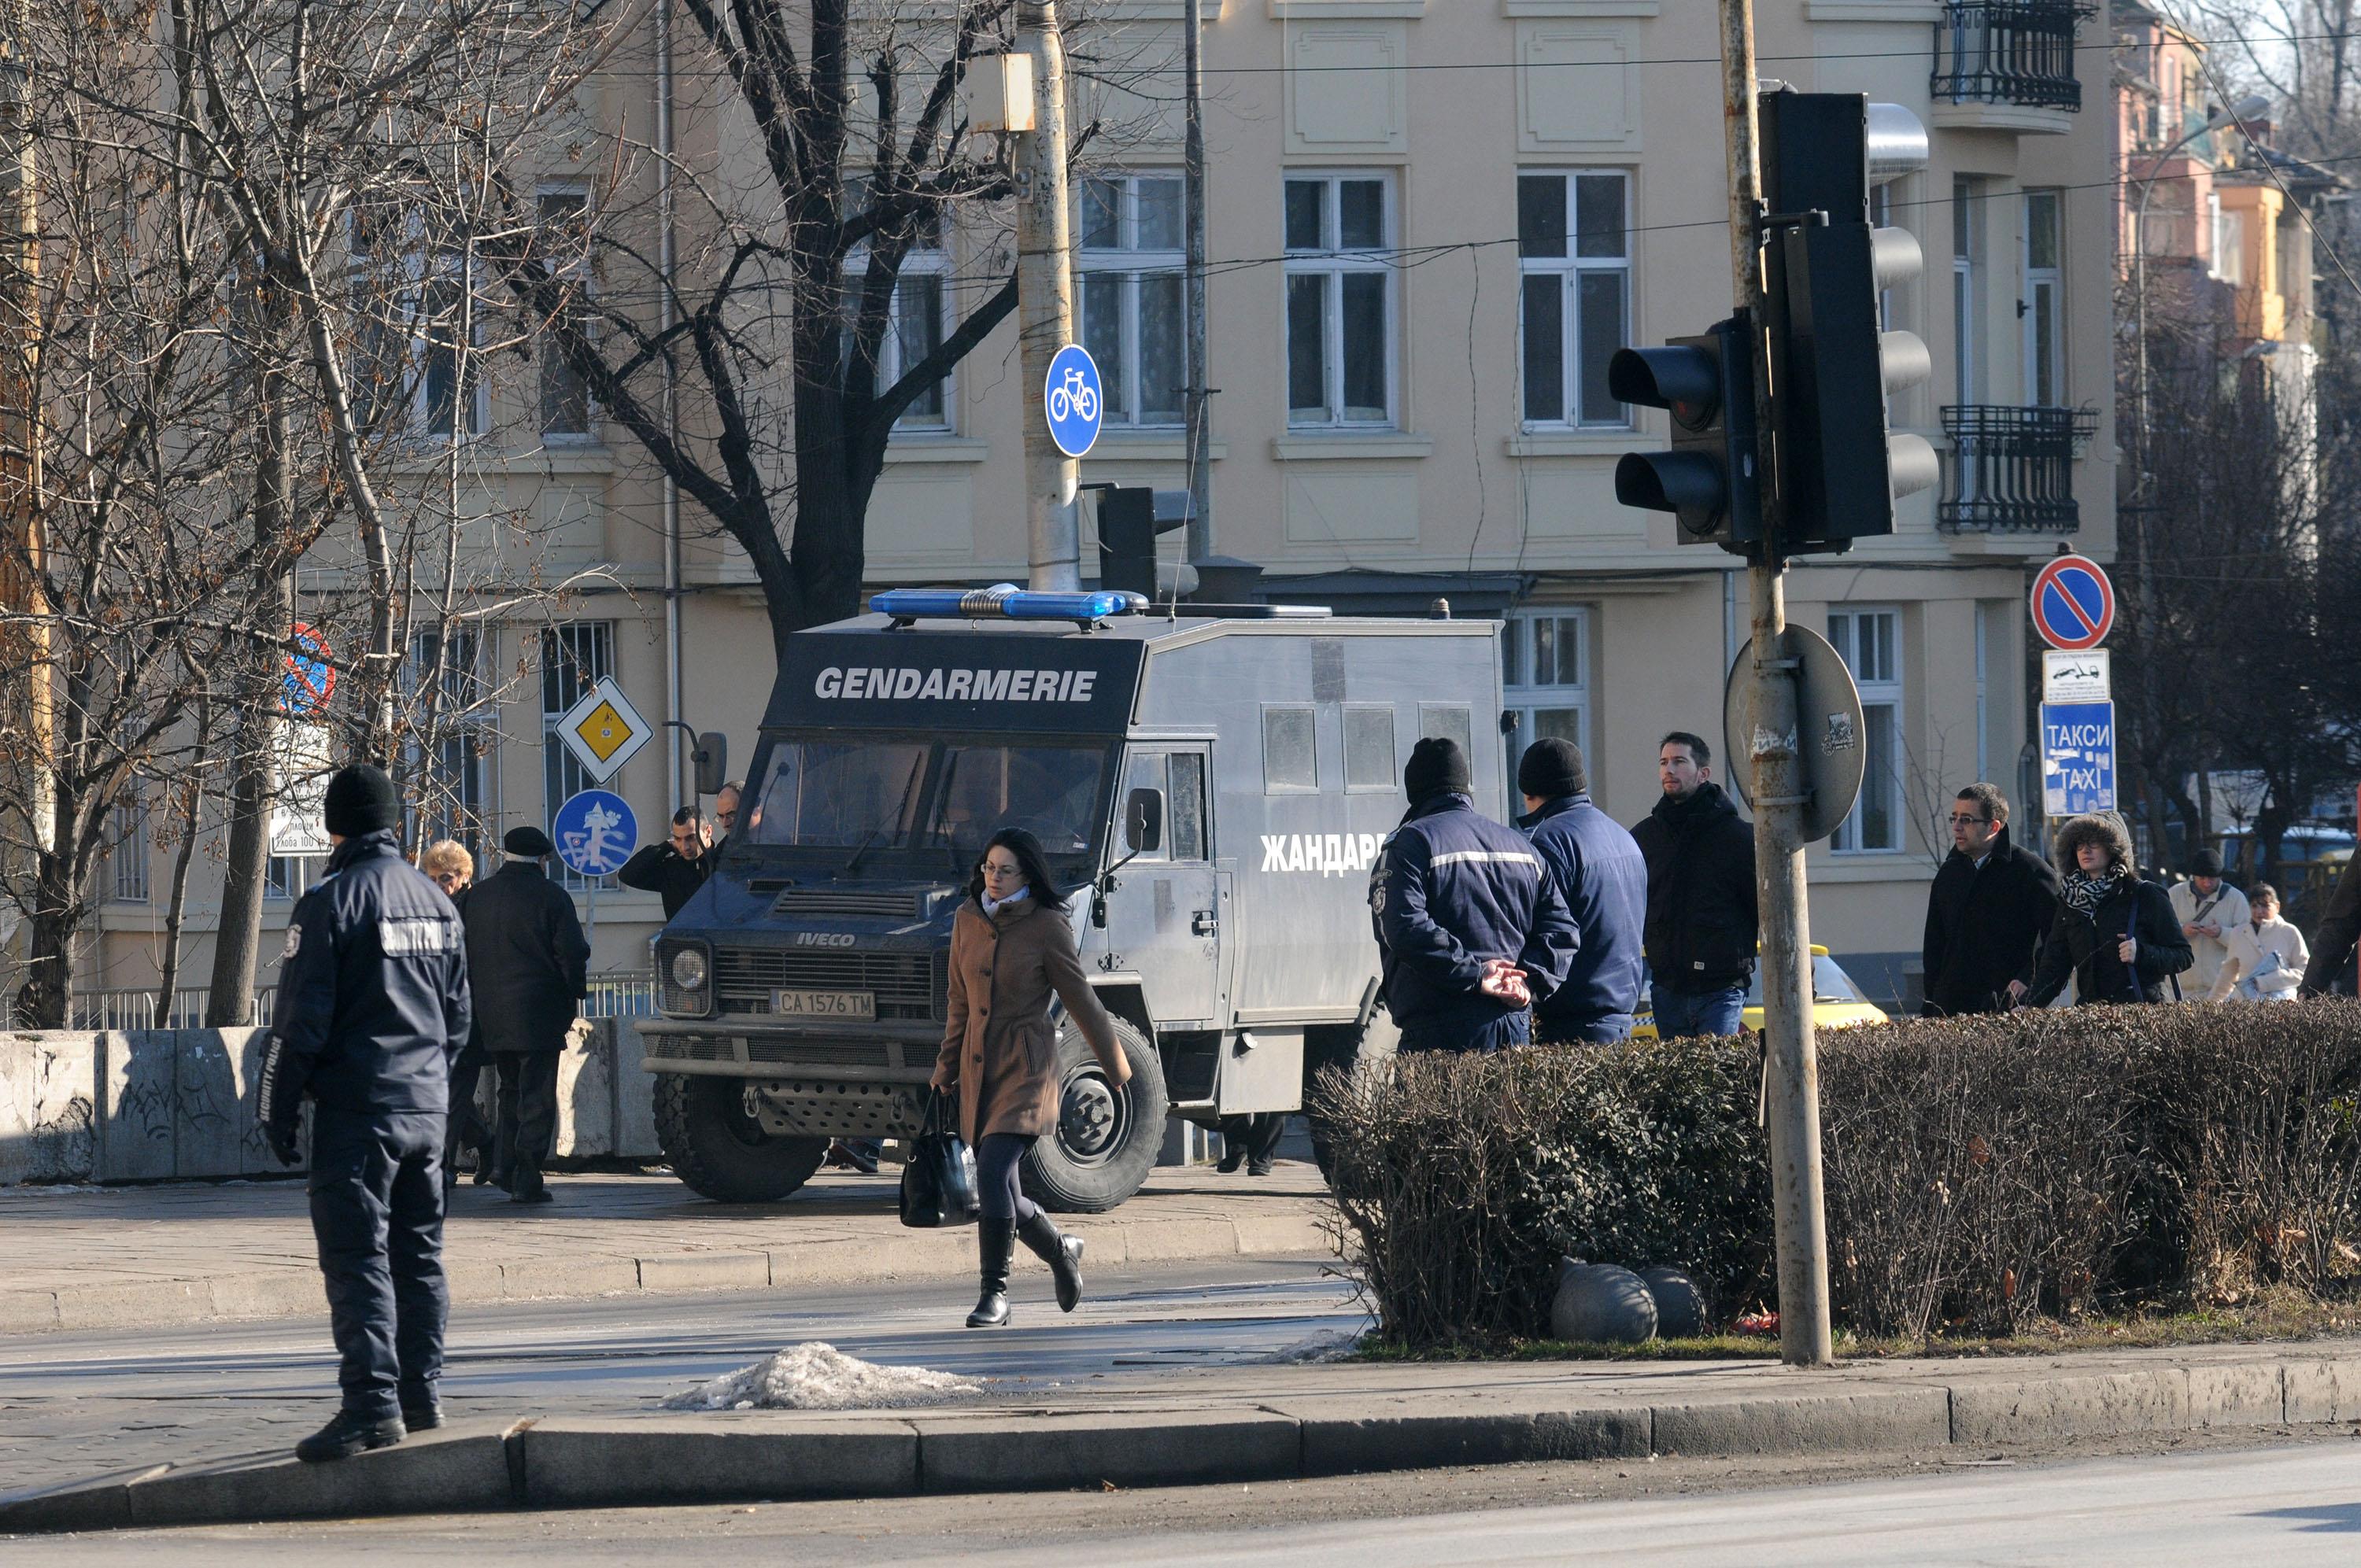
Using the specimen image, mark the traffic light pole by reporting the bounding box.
[1717,0,1834,1369]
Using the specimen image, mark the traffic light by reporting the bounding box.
[1608,313,1761,552]
[1094,486,1195,599]
[1760,91,1937,552]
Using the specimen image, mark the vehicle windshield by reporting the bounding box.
[742,735,1110,869]
[1738,956,1864,1005]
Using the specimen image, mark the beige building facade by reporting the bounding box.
[83,0,2119,1016]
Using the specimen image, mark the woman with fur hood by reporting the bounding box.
[2022,814,2193,1007]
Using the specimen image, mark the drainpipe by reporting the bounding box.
[656,0,684,811]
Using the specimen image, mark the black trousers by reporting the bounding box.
[1219,1112,1287,1164]
[493,1051,561,1179]
[443,1041,493,1179]
[309,1109,448,1419]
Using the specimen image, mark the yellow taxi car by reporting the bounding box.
[1629,946,1890,1039]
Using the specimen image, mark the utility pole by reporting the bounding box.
[0,0,51,886]
[1716,0,1833,1368]
[1014,1,1080,590]
[1181,0,1214,563]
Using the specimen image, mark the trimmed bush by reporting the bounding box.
[1315,1002,2361,1350]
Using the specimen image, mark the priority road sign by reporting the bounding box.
[1044,343,1103,459]
[556,675,651,784]
[2041,700,2117,815]
[2030,554,2115,651]
[552,788,638,879]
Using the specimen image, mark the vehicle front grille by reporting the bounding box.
[745,1038,900,1070]
[651,1034,739,1063]
[772,888,925,917]
[713,947,943,1020]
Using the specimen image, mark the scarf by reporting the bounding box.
[2061,869,2124,924]
[981,885,1030,917]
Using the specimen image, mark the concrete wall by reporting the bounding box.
[0,1020,665,1186]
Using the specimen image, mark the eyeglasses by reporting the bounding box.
[1947,814,1990,826]
[981,861,1023,880]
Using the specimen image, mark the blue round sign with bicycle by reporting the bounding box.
[552,788,638,880]
[1044,342,1102,458]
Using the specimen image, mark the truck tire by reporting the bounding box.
[1021,1016,1166,1214]
[1304,1013,1398,1185]
[654,1074,829,1204]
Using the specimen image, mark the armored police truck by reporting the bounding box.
[640,586,1506,1211]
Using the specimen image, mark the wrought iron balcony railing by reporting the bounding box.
[1932,2,2092,113]
[1938,404,2097,533]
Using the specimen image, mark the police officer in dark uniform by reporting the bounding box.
[258,764,471,1463]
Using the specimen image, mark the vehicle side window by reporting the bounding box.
[1262,705,1317,793]
[1343,705,1395,791]
[1125,752,1170,861]
[1168,753,1206,861]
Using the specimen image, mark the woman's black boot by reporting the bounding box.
[1018,1211,1086,1312]
[967,1218,1015,1327]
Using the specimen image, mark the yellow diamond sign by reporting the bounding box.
[556,676,651,784]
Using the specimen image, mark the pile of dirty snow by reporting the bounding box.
[660,1341,983,1411]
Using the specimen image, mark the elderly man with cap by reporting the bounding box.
[1369,736,1580,1054]
[2169,849,2249,997]
[257,764,471,1463]
[1517,737,1647,1044]
[460,825,591,1203]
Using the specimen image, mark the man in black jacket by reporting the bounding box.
[461,826,590,1203]
[2301,854,2360,997]
[1920,782,2062,1015]
[1630,732,1758,1038]
[258,765,471,1463]
[617,806,713,920]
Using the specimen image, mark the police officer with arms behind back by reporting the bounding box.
[1370,736,1580,1053]
[257,764,471,1463]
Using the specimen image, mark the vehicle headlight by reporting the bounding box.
[669,947,709,991]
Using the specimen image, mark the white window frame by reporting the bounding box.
[536,185,597,443]
[1516,169,1633,430]
[2022,188,2064,408]
[349,202,488,441]
[541,622,616,889]
[1828,607,1904,854]
[1281,172,1396,430]
[1952,178,1979,408]
[844,192,952,433]
[1501,607,1592,788]
[1077,172,1188,430]
[109,786,149,904]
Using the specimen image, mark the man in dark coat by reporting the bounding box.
[2023,813,2193,1006]
[1369,736,1580,1053]
[1517,738,1647,1043]
[258,765,471,1463]
[2300,854,2361,997]
[1630,732,1758,1038]
[617,805,713,919]
[1919,782,2062,1016]
[460,825,590,1203]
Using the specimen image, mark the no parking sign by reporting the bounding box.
[2030,555,2115,651]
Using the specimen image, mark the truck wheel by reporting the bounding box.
[1304,1015,1398,1185]
[654,1075,828,1203]
[1022,1016,1166,1214]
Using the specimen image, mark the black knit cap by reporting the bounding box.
[1402,736,1472,804]
[2191,847,2225,877]
[1517,737,1588,800]
[504,825,557,858]
[323,764,400,839]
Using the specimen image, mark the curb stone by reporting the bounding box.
[6,1351,2357,1536]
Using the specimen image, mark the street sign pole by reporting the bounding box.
[1015,1,1081,590]
[1719,0,1834,1369]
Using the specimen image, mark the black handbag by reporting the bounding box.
[899,1090,981,1229]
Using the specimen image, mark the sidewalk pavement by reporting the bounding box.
[0,1163,1335,1336]
[6,1335,2357,1534]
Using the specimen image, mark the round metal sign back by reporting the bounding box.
[1723,625,1868,847]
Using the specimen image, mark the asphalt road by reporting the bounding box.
[0,1255,1362,1494]
[11,1431,2354,1564]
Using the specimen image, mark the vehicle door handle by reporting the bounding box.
[1192,910,1218,937]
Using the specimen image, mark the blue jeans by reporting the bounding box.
[1539,1012,1635,1046]
[1398,1009,1532,1056]
[1650,984,1748,1039]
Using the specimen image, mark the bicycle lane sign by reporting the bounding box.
[1044,343,1103,458]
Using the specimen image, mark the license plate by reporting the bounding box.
[772,988,875,1020]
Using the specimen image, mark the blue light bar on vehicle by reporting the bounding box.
[869,584,1151,625]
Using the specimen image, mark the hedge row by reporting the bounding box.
[1314,1002,2361,1348]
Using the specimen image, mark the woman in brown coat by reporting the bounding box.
[931,828,1130,1328]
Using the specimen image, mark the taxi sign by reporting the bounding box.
[2030,554,2115,651]
[556,675,651,784]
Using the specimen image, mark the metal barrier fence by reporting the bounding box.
[64,972,656,1030]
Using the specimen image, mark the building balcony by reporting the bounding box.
[1931,2,2091,115]
[1938,404,2097,533]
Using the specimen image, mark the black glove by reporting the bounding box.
[264,1120,301,1168]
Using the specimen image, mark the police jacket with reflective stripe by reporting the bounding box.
[260,832,472,1123]
[1369,793,1580,1029]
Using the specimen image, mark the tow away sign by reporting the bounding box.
[2041,700,2117,816]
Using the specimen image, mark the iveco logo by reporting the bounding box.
[793,932,857,947]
